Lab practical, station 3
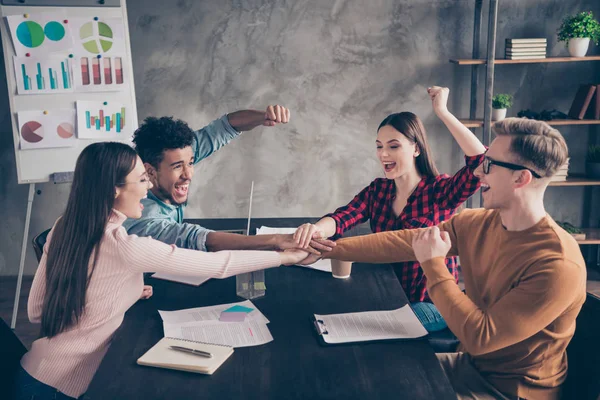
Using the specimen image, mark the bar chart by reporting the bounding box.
[74,55,124,92]
[14,55,73,95]
[77,101,132,139]
[84,107,125,133]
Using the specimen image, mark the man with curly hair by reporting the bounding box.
[124,105,334,254]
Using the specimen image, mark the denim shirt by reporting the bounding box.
[123,115,241,251]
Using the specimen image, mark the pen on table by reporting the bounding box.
[169,345,213,358]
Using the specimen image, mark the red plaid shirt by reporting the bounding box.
[325,154,484,303]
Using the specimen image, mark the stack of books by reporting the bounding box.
[505,38,547,60]
[550,158,569,182]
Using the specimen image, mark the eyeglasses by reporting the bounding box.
[482,156,542,178]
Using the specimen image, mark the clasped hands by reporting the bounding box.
[277,223,332,266]
[280,224,452,267]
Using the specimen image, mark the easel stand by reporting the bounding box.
[11,183,35,329]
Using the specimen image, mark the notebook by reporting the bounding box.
[313,305,428,345]
[137,337,234,375]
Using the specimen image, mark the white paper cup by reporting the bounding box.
[331,259,352,279]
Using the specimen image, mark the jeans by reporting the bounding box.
[13,364,76,400]
[410,301,448,332]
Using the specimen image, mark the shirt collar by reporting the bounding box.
[147,190,177,211]
[109,209,128,224]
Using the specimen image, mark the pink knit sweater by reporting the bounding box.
[21,210,282,398]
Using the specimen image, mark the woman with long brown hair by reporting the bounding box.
[15,142,309,399]
[293,86,486,332]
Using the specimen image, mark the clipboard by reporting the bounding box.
[311,306,429,346]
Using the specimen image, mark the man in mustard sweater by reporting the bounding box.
[317,118,587,399]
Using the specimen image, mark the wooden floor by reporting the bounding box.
[1,276,37,349]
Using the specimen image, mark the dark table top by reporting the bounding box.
[84,263,455,400]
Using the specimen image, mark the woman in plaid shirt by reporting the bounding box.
[294,86,486,332]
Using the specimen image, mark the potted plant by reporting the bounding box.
[586,144,600,179]
[556,221,586,241]
[492,94,513,121]
[557,11,600,57]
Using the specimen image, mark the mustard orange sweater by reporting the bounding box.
[326,209,587,400]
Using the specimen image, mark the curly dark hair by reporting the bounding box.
[132,116,195,168]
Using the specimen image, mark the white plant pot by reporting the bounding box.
[492,108,507,121]
[568,37,590,57]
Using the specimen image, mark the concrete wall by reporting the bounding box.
[1,0,599,276]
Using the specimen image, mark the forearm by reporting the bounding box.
[315,217,337,238]
[323,229,419,263]
[437,110,486,156]
[127,219,211,251]
[206,231,282,252]
[227,110,265,132]
[119,232,282,278]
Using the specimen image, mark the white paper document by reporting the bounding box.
[314,305,428,344]
[163,319,274,348]
[256,226,332,272]
[158,300,269,325]
[150,272,210,287]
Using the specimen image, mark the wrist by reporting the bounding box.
[435,109,452,119]
[275,234,291,250]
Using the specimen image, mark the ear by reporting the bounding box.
[513,170,533,188]
[115,186,122,199]
[145,162,157,180]
[414,144,420,157]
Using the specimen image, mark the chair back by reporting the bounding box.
[32,228,51,262]
[562,295,600,399]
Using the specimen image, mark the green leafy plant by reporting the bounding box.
[557,11,600,46]
[492,94,513,109]
[556,221,584,234]
[587,144,600,163]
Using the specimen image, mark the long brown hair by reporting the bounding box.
[41,142,138,337]
[378,112,439,177]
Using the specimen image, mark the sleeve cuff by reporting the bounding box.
[198,227,215,252]
[464,151,486,170]
[322,213,344,240]
[221,114,243,135]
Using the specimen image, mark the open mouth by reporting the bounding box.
[383,161,396,172]
[481,183,490,193]
[174,183,189,197]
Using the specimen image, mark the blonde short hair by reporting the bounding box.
[492,118,568,178]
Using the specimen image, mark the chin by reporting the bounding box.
[171,195,188,205]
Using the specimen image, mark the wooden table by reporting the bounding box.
[84,263,456,400]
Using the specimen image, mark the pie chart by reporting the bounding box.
[44,21,66,42]
[21,121,44,143]
[80,21,113,54]
[57,122,74,139]
[16,21,45,48]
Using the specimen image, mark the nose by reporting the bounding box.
[181,164,194,180]
[147,179,153,190]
